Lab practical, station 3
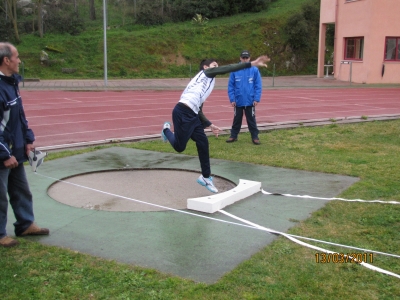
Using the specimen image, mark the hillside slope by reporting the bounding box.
[17,0,315,79]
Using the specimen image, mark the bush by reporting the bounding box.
[44,12,85,35]
[170,0,269,22]
[284,13,309,50]
[170,0,227,22]
[0,19,15,42]
[231,0,270,14]
[281,0,321,72]
[135,1,170,26]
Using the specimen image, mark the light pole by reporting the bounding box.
[103,0,108,86]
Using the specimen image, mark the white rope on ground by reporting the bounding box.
[219,210,400,279]
[262,189,400,204]
[281,233,400,259]
[35,172,400,279]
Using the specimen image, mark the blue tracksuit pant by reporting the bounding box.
[0,164,35,238]
[230,106,259,140]
[164,103,211,178]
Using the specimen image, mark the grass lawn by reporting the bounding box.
[1,119,399,299]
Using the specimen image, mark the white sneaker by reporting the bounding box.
[161,122,171,142]
[197,175,218,193]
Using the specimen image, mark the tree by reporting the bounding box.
[0,0,20,42]
[89,0,96,20]
[36,0,44,38]
[284,13,309,51]
[113,0,134,26]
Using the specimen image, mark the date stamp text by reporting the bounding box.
[315,253,374,263]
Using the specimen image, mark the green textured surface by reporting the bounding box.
[8,147,358,283]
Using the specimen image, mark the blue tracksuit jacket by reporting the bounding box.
[0,74,35,168]
[227,66,262,107]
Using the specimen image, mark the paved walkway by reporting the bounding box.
[21,75,366,90]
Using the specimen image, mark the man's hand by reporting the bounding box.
[26,144,34,157]
[4,156,18,169]
[251,55,271,68]
[209,124,221,138]
[231,102,236,107]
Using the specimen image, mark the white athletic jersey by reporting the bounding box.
[179,71,215,114]
[178,62,251,114]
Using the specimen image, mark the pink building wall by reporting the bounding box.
[318,0,400,84]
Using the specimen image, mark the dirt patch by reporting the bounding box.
[162,51,186,65]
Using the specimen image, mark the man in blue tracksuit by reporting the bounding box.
[226,50,263,145]
[0,42,49,248]
[162,55,270,193]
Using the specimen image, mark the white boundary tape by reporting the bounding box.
[262,189,400,204]
[36,173,400,279]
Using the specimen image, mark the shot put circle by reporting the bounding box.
[47,168,236,212]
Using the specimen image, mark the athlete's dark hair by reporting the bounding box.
[199,59,216,71]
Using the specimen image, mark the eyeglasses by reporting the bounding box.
[241,57,249,59]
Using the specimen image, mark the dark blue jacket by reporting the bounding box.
[0,74,35,168]
[228,66,262,107]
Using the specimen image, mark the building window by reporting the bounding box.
[384,37,400,61]
[344,37,364,60]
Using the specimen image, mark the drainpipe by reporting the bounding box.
[333,0,339,79]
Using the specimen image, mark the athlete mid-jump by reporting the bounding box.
[162,55,270,193]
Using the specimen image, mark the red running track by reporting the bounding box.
[21,88,400,149]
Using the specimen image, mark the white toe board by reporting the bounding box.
[187,179,261,213]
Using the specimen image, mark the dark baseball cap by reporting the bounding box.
[240,50,250,58]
